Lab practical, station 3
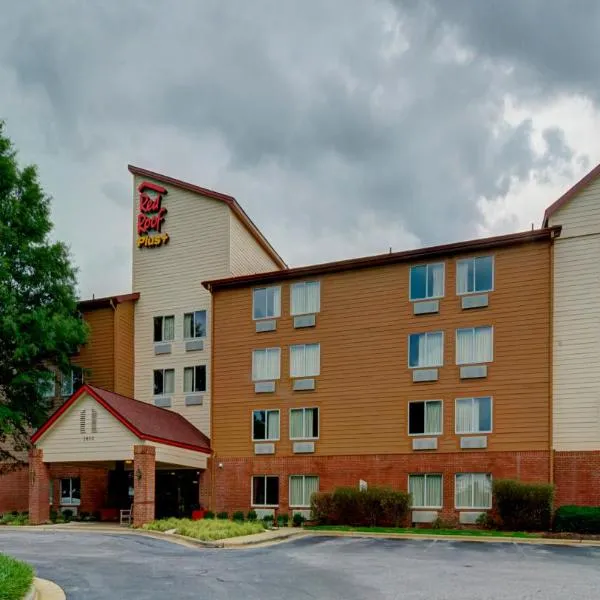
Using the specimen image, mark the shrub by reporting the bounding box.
[142,518,265,541]
[277,513,289,527]
[216,512,229,520]
[292,513,306,527]
[475,512,499,530]
[554,505,600,534]
[204,511,215,520]
[62,509,74,521]
[232,511,245,522]
[246,510,257,521]
[380,489,411,528]
[431,515,459,530]
[311,492,336,524]
[493,479,554,531]
[0,512,29,526]
[262,514,274,525]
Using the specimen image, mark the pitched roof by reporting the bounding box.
[203,227,561,291]
[128,164,287,269]
[543,162,600,226]
[78,292,140,312]
[32,385,211,454]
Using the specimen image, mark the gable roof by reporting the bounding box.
[128,164,287,269]
[543,162,600,226]
[32,385,211,454]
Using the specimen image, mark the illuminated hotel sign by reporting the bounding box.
[136,181,169,249]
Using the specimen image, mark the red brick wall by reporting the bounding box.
[133,445,155,526]
[0,467,29,514]
[554,451,600,507]
[49,464,109,515]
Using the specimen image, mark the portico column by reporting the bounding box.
[28,448,50,525]
[133,445,155,527]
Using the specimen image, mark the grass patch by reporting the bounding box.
[305,525,541,539]
[143,518,266,541]
[0,554,35,600]
[0,513,28,526]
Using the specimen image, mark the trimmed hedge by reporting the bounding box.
[311,486,410,527]
[554,505,600,534]
[493,479,554,531]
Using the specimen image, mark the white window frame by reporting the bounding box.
[289,475,320,508]
[153,315,175,342]
[408,474,443,509]
[409,263,445,301]
[455,397,493,434]
[183,310,207,339]
[153,368,175,396]
[289,407,320,441]
[407,400,443,437]
[60,477,81,506]
[455,326,494,365]
[289,343,321,378]
[252,286,281,320]
[252,347,281,381]
[252,409,280,442]
[183,365,207,393]
[456,255,495,295]
[290,281,321,316]
[61,368,83,397]
[407,331,444,369]
[455,473,493,509]
[251,475,279,508]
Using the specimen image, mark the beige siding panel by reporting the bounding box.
[550,177,600,239]
[229,213,280,275]
[153,443,208,469]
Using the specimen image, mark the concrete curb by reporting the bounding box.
[33,578,66,600]
[23,582,36,600]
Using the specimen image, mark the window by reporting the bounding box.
[61,367,83,397]
[456,256,494,295]
[290,408,319,439]
[153,315,175,342]
[408,401,442,436]
[184,311,207,339]
[253,287,281,320]
[252,476,279,506]
[456,327,493,365]
[184,365,207,393]
[38,373,56,399]
[289,475,319,507]
[290,344,320,378]
[291,281,321,315]
[455,473,492,509]
[252,348,281,381]
[49,480,54,505]
[408,332,443,368]
[456,397,492,434]
[252,410,280,441]
[409,474,443,508]
[153,369,175,395]
[60,477,81,506]
[410,263,444,301]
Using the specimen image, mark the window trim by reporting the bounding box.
[407,400,443,437]
[455,326,494,365]
[409,262,445,302]
[183,365,207,393]
[456,255,495,296]
[251,475,280,508]
[455,397,493,435]
[407,331,444,369]
[183,310,207,340]
[153,314,175,343]
[153,368,175,396]
[454,473,493,510]
[290,280,321,316]
[252,347,281,381]
[408,473,443,509]
[289,343,321,378]
[252,286,281,321]
[289,474,320,508]
[289,407,320,441]
[251,409,281,442]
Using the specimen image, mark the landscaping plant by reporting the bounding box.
[216,511,229,520]
[554,505,600,534]
[143,518,265,541]
[246,510,257,521]
[204,511,215,520]
[0,554,34,600]
[493,479,554,531]
[232,511,245,522]
[292,513,306,527]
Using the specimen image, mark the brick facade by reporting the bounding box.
[49,464,109,515]
[28,449,50,524]
[133,445,155,526]
[554,451,600,507]
[0,467,29,513]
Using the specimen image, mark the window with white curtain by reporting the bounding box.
[455,473,492,509]
[252,348,281,381]
[253,287,281,320]
[409,474,443,508]
[408,332,444,368]
[252,409,280,441]
[455,397,492,434]
[408,401,442,435]
[290,344,320,378]
[291,281,321,315]
[184,365,207,393]
[456,327,493,364]
[456,256,494,295]
[153,368,175,395]
[290,407,319,439]
[410,263,445,301]
[184,311,207,339]
[289,475,319,507]
[154,315,175,342]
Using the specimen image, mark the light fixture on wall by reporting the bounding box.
[218,463,224,469]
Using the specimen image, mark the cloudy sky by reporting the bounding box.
[1,1,598,298]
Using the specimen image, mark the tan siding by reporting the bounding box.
[114,300,136,397]
[153,443,208,468]
[212,242,551,458]
[550,178,600,239]
[229,213,280,275]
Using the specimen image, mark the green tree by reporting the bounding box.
[0,122,88,469]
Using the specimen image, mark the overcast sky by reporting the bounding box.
[1,1,598,298]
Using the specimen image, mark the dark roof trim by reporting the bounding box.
[78,292,140,311]
[128,164,287,269]
[543,162,600,226]
[203,227,561,291]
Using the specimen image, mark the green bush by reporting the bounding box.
[380,489,411,527]
[277,513,289,527]
[62,509,74,521]
[246,510,257,521]
[0,513,29,526]
[232,511,245,522]
[216,512,228,520]
[292,513,306,527]
[493,479,554,531]
[204,511,215,520]
[311,491,336,524]
[262,514,274,525]
[0,554,35,600]
[554,505,600,534]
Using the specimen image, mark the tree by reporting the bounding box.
[0,121,88,469]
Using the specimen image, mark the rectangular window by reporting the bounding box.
[456,256,494,295]
[289,475,319,507]
[153,369,175,395]
[455,473,492,509]
[291,281,321,315]
[456,327,493,365]
[455,397,492,434]
[290,407,319,439]
[410,263,444,301]
[408,400,442,435]
[409,474,443,508]
[49,480,54,505]
[61,367,83,397]
[252,348,281,381]
[153,315,175,342]
[183,311,207,339]
[408,332,443,368]
[253,287,281,320]
[184,366,207,393]
[252,476,279,506]
[290,344,320,378]
[252,409,280,441]
[38,373,56,399]
[60,477,81,506]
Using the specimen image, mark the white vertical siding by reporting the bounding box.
[229,213,280,275]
